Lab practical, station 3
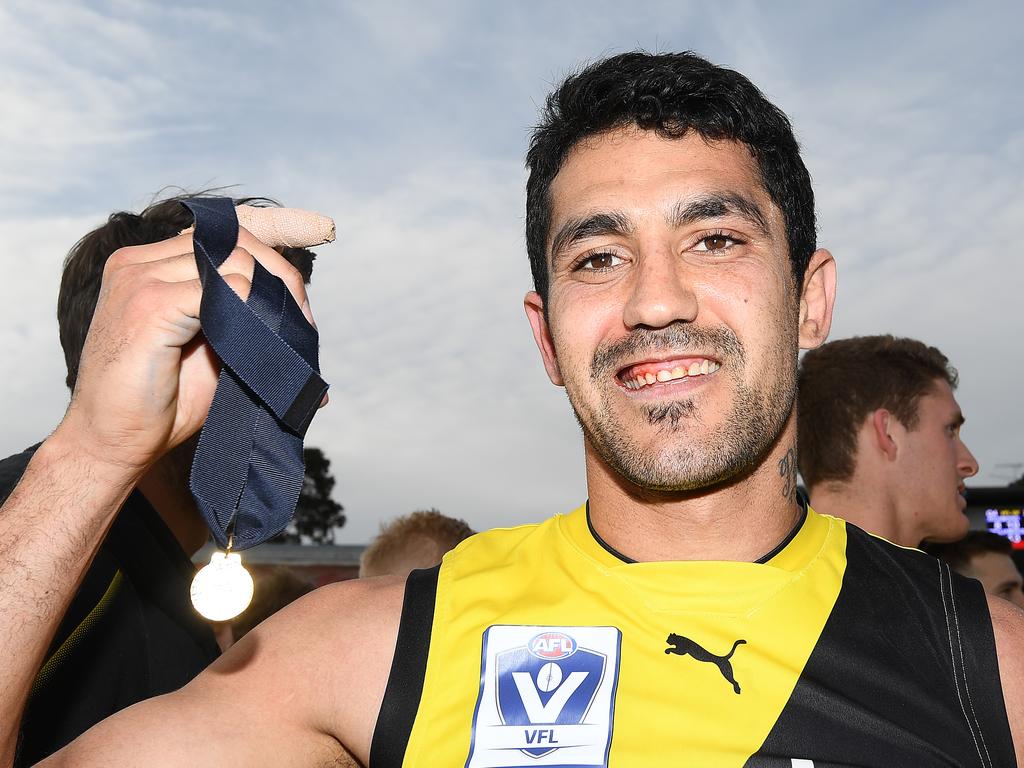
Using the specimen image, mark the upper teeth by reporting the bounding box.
[624,360,720,390]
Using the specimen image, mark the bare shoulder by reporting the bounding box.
[987,592,1024,672]
[986,594,1024,763]
[223,575,409,758]
[257,571,408,652]
[41,575,408,768]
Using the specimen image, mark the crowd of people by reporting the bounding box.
[0,50,1020,767]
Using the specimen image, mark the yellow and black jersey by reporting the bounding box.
[370,504,1014,767]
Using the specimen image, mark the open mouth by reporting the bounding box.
[617,356,721,391]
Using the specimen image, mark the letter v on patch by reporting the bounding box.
[465,625,621,768]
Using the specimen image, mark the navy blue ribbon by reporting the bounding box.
[183,198,328,549]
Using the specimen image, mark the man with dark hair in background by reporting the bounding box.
[2,52,1023,766]
[797,334,979,547]
[927,532,1024,609]
[0,192,317,767]
[359,509,474,578]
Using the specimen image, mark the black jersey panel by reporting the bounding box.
[370,565,440,768]
[746,525,1014,768]
[944,559,1016,766]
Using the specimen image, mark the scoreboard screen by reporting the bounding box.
[966,488,1024,550]
[984,507,1024,549]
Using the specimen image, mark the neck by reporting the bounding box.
[808,479,911,546]
[585,415,803,562]
[136,455,209,556]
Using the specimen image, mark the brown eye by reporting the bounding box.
[577,252,623,271]
[700,235,732,251]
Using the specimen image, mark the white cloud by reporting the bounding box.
[0,213,100,449]
[2,1,1021,545]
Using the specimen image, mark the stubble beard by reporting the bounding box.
[564,323,797,492]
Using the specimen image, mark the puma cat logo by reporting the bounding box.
[664,633,746,694]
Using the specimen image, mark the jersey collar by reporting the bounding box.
[557,501,838,614]
[560,496,832,575]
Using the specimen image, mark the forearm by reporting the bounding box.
[0,431,138,765]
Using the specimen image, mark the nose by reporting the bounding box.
[958,439,979,479]
[622,248,698,330]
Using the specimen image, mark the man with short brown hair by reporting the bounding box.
[797,334,979,547]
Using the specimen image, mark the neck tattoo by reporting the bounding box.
[778,447,798,500]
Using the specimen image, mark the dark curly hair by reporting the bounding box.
[58,190,317,390]
[525,51,816,303]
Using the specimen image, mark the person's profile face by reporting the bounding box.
[899,379,978,542]
[529,127,805,491]
[967,551,1024,608]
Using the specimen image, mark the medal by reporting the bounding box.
[190,536,254,621]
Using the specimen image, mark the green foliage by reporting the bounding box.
[271,447,345,544]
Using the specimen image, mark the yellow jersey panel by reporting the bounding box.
[402,506,843,767]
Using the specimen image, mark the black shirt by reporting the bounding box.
[0,445,220,767]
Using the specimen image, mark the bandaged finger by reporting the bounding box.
[181,205,336,249]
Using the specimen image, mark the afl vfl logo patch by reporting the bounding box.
[465,625,621,768]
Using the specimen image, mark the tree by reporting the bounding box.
[1011,474,1024,489]
[271,447,346,544]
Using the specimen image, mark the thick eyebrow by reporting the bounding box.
[669,192,771,239]
[550,212,634,265]
[549,192,773,266]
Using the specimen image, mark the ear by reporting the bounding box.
[524,291,564,386]
[797,249,837,350]
[871,409,899,461]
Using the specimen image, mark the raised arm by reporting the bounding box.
[37,575,405,768]
[0,217,319,766]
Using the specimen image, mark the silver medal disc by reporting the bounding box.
[190,551,254,621]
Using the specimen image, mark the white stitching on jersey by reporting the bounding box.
[947,562,993,767]
[939,560,987,767]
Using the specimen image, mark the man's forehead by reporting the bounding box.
[973,551,1023,582]
[921,378,963,421]
[546,128,777,240]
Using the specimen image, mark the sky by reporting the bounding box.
[1,0,1022,544]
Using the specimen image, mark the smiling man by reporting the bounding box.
[797,335,979,547]
[3,51,1023,768]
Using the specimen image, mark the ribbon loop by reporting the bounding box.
[184,197,328,549]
